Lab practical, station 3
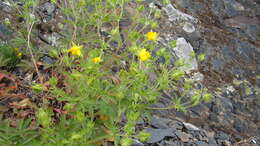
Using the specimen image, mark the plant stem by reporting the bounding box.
[27,21,43,84]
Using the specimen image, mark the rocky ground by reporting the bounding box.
[0,0,259,146]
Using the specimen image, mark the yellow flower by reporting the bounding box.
[146,31,157,41]
[17,52,22,58]
[92,57,102,63]
[138,49,151,61]
[68,43,83,56]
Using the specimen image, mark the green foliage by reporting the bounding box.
[0,118,39,145]
[0,39,24,67]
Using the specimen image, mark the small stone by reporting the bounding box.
[41,2,56,15]
[175,131,191,142]
[40,56,56,64]
[222,140,231,146]
[183,122,200,131]
[226,86,235,93]
[169,121,184,130]
[214,132,230,140]
[183,22,195,33]
[233,119,247,133]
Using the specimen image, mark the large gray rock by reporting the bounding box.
[144,128,176,144]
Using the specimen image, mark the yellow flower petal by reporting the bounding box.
[146,31,157,41]
[17,52,22,58]
[138,49,151,61]
[68,43,83,56]
[92,57,102,63]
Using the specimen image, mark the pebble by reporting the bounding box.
[183,22,195,33]
[183,122,200,131]
[175,131,191,142]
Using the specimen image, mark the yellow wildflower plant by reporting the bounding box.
[92,57,102,63]
[146,31,157,41]
[138,49,151,61]
[68,42,83,56]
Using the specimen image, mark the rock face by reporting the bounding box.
[142,0,259,145]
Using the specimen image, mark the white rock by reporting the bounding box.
[163,4,197,23]
[183,22,195,33]
[183,122,200,131]
[172,38,198,73]
[227,86,235,93]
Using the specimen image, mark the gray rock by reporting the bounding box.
[41,2,56,16]
[214,132,230,141]
[233,119,248,133]
[195,141,210,146]
[208,138,218,146]
[0,1,12,13]
[183,22,195,33]
[169,121,184,130]
[185,142,196,146]
[145,128,176,144]
[40,56,56,64]
[175,131,191,142]
[164,140,184,146]
[163,4,198,23]
[39,2,56,22]
[151,116,170,129]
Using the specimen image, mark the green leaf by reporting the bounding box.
[121,138,133,146]
[198,53,205,61]
[170,40,177,48]
[31,84,45,93]
[37,108,51,127]
[172,69,185,80]
[138,131,151,142]
[203,93,213,102]
[174,59,185,67]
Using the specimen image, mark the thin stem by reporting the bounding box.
[27,21,43,84]
[146,105,175,110]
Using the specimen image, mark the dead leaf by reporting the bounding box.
[0,72,17,95]
[9,98,36,109]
